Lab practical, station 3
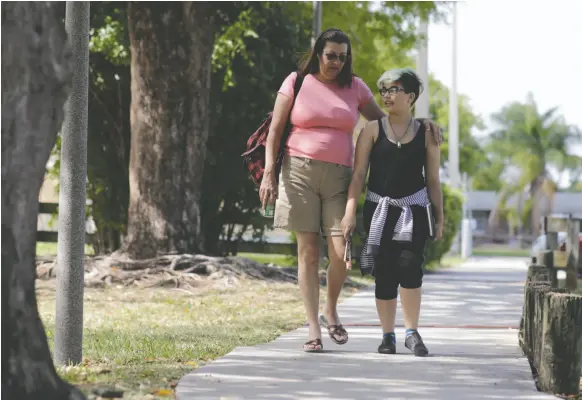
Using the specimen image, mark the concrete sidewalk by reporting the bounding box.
[177,257,557,399]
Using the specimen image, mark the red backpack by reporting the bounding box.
[242,73,305,186]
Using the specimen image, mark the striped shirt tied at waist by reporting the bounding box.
[360,187,431,276]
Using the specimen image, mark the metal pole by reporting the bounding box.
[448,2,460,189]
[461,172,473,259]
[311,1,322,48]
[55,1,90,366]
[415,18,430,119]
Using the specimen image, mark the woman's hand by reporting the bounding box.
[423,119,443,146]
[341,212,356,240]
[259,172,277,208]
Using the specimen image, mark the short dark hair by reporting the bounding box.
[298,28,354,88]
[377,68,423,106]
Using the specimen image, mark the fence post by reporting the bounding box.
[565,217,580,291]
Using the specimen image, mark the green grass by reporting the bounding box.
[423,255,464,272]
[37,242,95,256]
[241,252,376,287]
[240,251,460,280]
[238,252,296,267]
[472,247,530,258]
[440,256,464,268]
[36,250,461,397]
[37,276,361,399]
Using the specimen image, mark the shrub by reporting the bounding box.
[424,184,463,267]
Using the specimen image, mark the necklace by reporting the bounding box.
[387,116,413,148]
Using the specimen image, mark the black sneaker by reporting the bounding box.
[378,336,396,354]
[404,332,429,357]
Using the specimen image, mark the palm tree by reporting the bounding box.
[486,93,581,238]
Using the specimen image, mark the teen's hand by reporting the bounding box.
[435,222,443,240]
[345,258,353,271]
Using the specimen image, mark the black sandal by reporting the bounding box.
[303,338,323,353]
[319,314,349,345]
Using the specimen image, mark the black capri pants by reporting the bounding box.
[363,201,429,301]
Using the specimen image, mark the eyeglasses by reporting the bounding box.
[325,53,347,63]
[379,86,405,96]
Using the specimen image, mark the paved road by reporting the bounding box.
[177,257,557,400]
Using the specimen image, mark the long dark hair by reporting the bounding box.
[298,28,354,88]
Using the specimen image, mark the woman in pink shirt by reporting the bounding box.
[259,28,440,352]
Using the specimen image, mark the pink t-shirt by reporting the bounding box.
[278,72,374,167]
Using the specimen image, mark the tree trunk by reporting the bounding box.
[1,2,84,399]
[125,2,216,259]
[538,292,582,396]
[530,175,545,237]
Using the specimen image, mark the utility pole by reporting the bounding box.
[461,172,473,259]
[55,1,90,366]
[311,1,322,48]
[415,18,430,119]
[448,2,460,189]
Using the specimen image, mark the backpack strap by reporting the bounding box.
[292,73,305,104]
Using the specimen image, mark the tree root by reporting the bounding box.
[35,252,367,290]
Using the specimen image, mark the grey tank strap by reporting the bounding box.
[377,117,386,143]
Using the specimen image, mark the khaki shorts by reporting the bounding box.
[274,156,352,237]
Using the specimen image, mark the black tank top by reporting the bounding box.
[367,118,427,198]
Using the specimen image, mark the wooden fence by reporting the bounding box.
[37,202,297,255]
[518,216,582,397]
[37,202,67,243]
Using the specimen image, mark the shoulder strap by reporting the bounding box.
[276,73,305,170]
[291,73,304,108]
[287,72,304,123]
[376,117,386,143]
[286,72,304,126]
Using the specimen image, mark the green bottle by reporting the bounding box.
[260,203,275,218]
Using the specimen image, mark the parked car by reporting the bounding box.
[530,231,568,257]
[530,231,582,275]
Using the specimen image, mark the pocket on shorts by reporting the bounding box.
[274,200,291,228]
[289,156,308,170]
[284,156,316,193]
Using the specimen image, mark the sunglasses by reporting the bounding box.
[324,53,348,63]
[379,86,406,96]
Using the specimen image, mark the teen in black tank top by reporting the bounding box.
[340,68,443,358]
[363,120,429,241]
